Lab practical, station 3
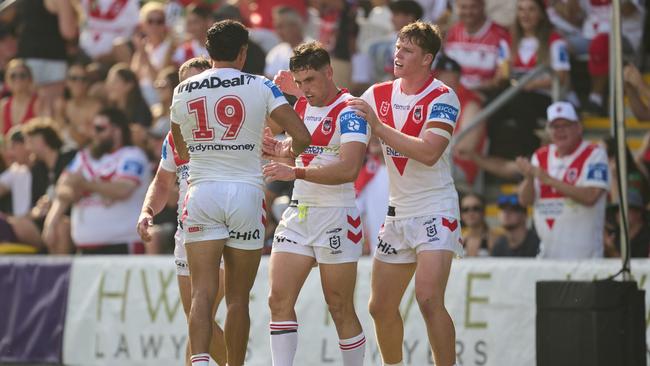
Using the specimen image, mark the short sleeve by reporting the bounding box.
[580,147,609,190]
[159,135,177,173]
[116,149,148,185]
[339,107,370,145]
[424,90,461,141]
[550,38,571,72]
[359,86,376,113]
[261,77,289,115]
[530,151,540,167]
[170,86,185,125]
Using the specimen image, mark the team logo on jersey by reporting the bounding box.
[413,105,424,124]
[587,162,608,182]
[321,117,333,134]
[566,167,579,184]
[380,101,390,117]
[329,235,341,249]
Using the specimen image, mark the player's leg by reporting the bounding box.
[186,239,226,366]
[319,262,365,366]
[222,246,262,366]
[268,251,314,366]
[177,274,192,366]
[209,266,227,366]
[414,250,455,366]
[180,266,227,366]
[368,259,415,365]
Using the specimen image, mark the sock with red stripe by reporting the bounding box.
[190,353,210,366]
[270,321,298,366]
[339,332,366,366]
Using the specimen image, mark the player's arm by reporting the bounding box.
[515,156,537,206]
[171,122,189,161]
[347,97,454,167]
[269,104,311,156]
[137,166,176,242]
[263,141,367,185]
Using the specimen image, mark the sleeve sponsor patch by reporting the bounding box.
[339,111,368,135]
[263,79,284,98]
[586,162,608,182]
[428,103,459,122]
[558,43,568,63]
[122,160,145,176]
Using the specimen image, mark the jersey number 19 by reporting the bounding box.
[187,95,246,141]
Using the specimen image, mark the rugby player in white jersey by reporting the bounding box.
[136,57,226,366]
[169,21,311,366]
[263,42,369,366]
[348,21,463,366]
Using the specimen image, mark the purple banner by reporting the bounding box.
[0,257,72,364]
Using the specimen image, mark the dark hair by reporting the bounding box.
[22,117,63,150]
[179,57,212,79]
[98,107,132,146]
[158,66,180,90]
[388,0,424,20]
[109,63,150,125]
[206,20,248,62]
[187,4,212,20]
[397,21,442,64]
[434,53,462,74]
[289,41,330,72]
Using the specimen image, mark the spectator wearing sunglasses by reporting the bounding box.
[0,59,42,136]
[460,193,499,256]
[54,63,103,151]
[490,194,539,257]
[130,2,177,107]
[43,108,150,254]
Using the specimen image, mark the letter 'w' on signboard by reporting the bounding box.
[97,269,131,322]
[140,269,182,322]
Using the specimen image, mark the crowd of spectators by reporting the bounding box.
[0,0,647,259]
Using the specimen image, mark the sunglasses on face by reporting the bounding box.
[147,17,165,25]
[94,124,109,133]
[461,205,483,213]
[9,72,29,81]
[68,75,88,82]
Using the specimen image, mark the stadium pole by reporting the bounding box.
[610,0,631,280]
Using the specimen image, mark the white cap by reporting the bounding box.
[546,101,579,124]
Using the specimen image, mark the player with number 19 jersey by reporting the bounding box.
[171,68,288,188]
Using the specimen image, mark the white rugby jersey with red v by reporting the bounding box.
[292,91,370,207]
[361,76,461,219]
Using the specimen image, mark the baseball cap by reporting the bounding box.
[388,0,424,20]
[546,101,579,124]
[434,54,461,74]
[497,194,526,211]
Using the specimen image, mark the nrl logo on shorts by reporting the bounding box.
[413,105,423,124]
[426,224,437,238]
[566,168,579,184]
[380,101,390,117]
[321,117,333,135]
[329,235,341,249]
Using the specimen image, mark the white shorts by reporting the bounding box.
[25,58,67,85]
[272,205,363,264]
[181,181,266,250]
[375,214,463,264]
[174,227,224,276]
